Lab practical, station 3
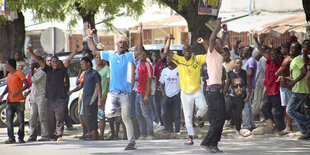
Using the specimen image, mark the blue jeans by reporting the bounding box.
[161,94,181,133]
[105,91,135,143]
[287,93,310,134]
[242,89,255,129]
[149,94,160,123]
[135,93,154,136]
[6,102,25,140]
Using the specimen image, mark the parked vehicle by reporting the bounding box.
[0,52,83,127]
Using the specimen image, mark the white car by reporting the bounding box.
[0,52,83,127]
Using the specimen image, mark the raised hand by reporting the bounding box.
[197,37,204,44]
[236,40,241,45]
[167,34,175,40]
[73,41,80,52]
[222,24,228,31]
[268,39,274,49]
[253,33,258,40]
[138,22,143,34]
[215,17,222,27]
[86,24,95,36]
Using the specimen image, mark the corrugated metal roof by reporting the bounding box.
[260,13,307,33]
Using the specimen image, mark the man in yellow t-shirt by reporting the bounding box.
[164,34,207,146]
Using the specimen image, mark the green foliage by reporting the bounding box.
[24,0,144,31]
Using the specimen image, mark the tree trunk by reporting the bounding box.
[159,0,215,54]
[0,11,25,62]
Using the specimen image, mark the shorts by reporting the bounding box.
[83,103,98,131]
[107,116,122,123]
[98,108,105,120]
[280,87,292,106]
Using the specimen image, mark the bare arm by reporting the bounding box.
[306,70,310,98]
[134,22,143,59]
[64,44,79,68]
[96,82,102,108]
[86,24,101,56]
[275,59,289,76]
[164,34,174,60]
[131,63,136,90]
[68,83,83,96]
[253,33,268,59]
[27,46,45,69]
[13,80,29,99]
[143,78,152,104]
[268,40,281,64]
[197,37,208,53]
[223,74,230,95]
[209,18,222,53]
[245,68,254,102]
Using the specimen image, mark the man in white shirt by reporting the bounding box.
[160,57,181,133]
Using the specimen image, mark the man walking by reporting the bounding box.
[0,59,29,144]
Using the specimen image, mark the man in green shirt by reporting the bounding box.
[286,41,310,139]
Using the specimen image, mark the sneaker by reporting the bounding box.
[4,139,16,144]
[124,142,136,150]
[155,125,165,132]
[153,122,158,127]
[18,139,26,143]
[57,137,64,141]
[184,139,194,145]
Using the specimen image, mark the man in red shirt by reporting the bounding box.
[0,59,29,144]
[254,36,286,132]
[135,49,154,139]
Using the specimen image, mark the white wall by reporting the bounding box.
[221,0,303,12]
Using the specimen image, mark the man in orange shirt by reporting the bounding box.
[0,59,29,144]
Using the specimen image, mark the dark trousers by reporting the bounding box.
[6,102,25,140]
[201,91,225,146]
[64,96,73,128]
[261,93,286,131]
[46,98,65,138]
[161,94,181,133]
[229,96,245,131]
[155,91,163,125]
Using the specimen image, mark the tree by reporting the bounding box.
[157,0,215,53]
[0,2,25,62]
[28,0,144,49]
[303,0,310,22]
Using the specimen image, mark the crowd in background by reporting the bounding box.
[1,20,310,152]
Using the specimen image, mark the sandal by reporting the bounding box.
[184,139,194,145]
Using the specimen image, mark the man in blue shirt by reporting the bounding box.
[87,23,143,150]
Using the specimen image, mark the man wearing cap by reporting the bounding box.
[87,23,143,150]
[26,57,49,142]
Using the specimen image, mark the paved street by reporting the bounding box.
[0,137,310,155]
[0,123,310,155]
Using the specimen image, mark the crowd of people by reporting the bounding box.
[1,18,310,153]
